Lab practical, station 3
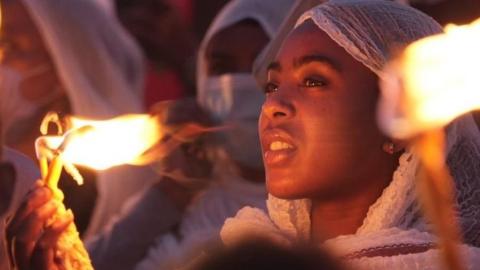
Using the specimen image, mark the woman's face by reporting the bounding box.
[0,0,60,101]
[202,20,269,182]
[205,20,269,76]
[260,20,389,200]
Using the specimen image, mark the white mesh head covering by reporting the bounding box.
[295,0,442,77]
[222,0,480,252]
[196,0,295,111]
[21,0,144,118]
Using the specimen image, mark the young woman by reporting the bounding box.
[221,1,480,268]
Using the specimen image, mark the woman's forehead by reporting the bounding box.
[273,20,346,69]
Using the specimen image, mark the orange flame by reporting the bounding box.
[378,18,480,139]
[36,114,162,171]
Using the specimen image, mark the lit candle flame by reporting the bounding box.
[35,113,164,185]
[37,114,162,170]
[378,18,480,139]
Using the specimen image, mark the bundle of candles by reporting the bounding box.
[378,18,480,270]
[35,111,209,269]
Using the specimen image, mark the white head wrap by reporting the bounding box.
[222,0,480,258]
[21,0,144,118]
[196,0,295,111]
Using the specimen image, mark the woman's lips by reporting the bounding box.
[261,129,297,166]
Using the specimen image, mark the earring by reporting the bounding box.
[382,141,396,155]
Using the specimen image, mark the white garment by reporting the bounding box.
[135,175,266,270]
[19,0,157,238]
[0,148,40,270]
[221,1,480,268]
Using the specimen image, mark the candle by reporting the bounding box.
[378,17,480,270]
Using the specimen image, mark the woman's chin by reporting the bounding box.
[267,178,309,200]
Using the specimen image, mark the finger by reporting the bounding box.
[31,213,73,270]
[6,186,52,267]
[7,186,52,237]
[12,200,59,269]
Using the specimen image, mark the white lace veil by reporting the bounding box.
[263,0,480,247]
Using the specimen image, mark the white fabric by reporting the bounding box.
[135,174,266,270]
[202,73,265,168]
[221,0,480,268]
[21,0,144,118]
[201,74,263,122]
[0,148,39,270]
[19,0,157,238]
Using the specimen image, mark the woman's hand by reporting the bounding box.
[6,181,73,270]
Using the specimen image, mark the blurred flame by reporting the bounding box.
[36,114,162,171]
[378,18,480,139]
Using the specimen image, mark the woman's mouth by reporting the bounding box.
[262,130,297,166]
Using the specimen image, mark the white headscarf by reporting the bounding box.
[21,0,144,118]
[222,1,480,267]
[19,0,158,238]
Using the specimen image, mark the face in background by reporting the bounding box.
[0,0,59,102]
[0,0,69,158]
[205,19,269,76]
[260,20,396,200]
[203,20,269,182]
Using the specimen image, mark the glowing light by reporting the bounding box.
[378,18,480,139]
[36,114,162,171]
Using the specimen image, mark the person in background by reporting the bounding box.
[115,0,197,106]
[0,0,157,237]
[221,1,480,269]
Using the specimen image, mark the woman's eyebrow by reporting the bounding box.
[294,54,341,72]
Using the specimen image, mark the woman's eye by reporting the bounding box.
[303,77,328,88]
[263,82,278,94]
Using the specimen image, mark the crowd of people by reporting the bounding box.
[1,0,479,269]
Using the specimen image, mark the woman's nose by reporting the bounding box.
[261,92,294,121]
